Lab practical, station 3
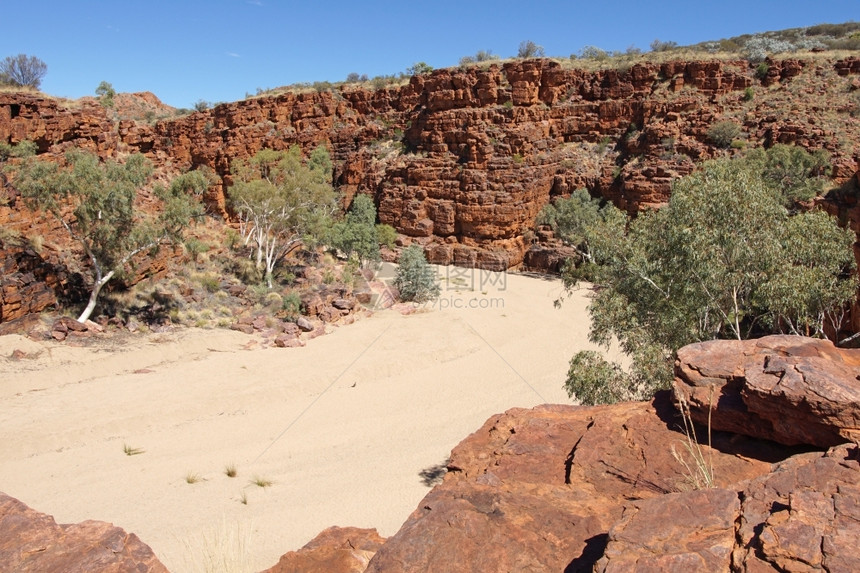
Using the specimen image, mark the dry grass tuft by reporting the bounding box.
[250,475,273,488]
[123,443,145,456]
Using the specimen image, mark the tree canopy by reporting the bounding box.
[395,245,440,303]
[11,149,206,322]
[0,54,47,89]
[560,150,856,405]
[228,146,337,288]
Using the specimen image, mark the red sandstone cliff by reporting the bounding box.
[2,56,860,323]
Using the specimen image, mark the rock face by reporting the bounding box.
[365,397,776,572]
[4,57,860,275]
[597,444,860,572]
[262,526,386,573]
[674,335,860,447]
[3,56,860,324]
[269,335,860,573]
[0,492,168,572]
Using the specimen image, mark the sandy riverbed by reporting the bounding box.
[0,267,622,572]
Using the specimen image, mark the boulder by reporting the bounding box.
[364,396,774,572]
[674,335,860,447]
[0,492,168,572]
[296,316,314,332]
[331,298,355,311]
[274,333,303,348]
[597,443,860,572]
[262,526,385,573]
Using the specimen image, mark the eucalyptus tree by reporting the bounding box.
[228,146,337,288]
[560,153,856,404]
[13,149,206,322]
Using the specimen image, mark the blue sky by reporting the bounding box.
[3,1,859,109]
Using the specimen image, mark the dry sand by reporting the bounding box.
[0,267,623,572]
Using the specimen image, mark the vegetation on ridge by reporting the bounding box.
[554,147,857,405]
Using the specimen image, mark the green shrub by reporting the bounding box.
[707,120,741,148]
[95,81,115,108]
[649,39,678,52]
[406,62,433,76]
[517,40,545,59]
[579,46,609,61]
[394,245,440,303]
[564,351,631,405]
[376,224,397,249]
[743,87,755,101]
[184,237,210,262]
[755,62,770,80]
[328,194,381,265]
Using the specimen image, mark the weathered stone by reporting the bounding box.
[318,305,341,323]
[595,444,860,573]
[274,332,302,348]
[331,298,354,311]
[296,316,314,332]
[365,396,773,573]
[597,488,739,571]
[674,335,860,447]
[0,492,168,572]
[262,526,385,573]
[230,322,254,335]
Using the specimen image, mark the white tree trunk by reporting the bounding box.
[76,270,115,323]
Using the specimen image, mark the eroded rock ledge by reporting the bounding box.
[0,492,168,572]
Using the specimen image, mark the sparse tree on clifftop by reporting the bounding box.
[517,41,545,59]
[11,150,206,323]
[0,54,47,89]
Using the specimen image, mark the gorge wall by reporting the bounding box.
[2,56,860,323]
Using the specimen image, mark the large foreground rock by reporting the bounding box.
[0,492,168,572]
[598,443,860,571]
[269,335,860,573]
[674,335,860,447]
[365,396,777,572]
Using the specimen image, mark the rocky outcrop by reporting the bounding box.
[5,57,860,272]
[269,335,860,572]
[262,526,386,573]
[597,443,860,572]
[0,492,168,572]
[674,335,860,447]
[364,396,777,572]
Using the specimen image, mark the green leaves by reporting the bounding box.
[328,194,382,264]
[394,245,440,303]
[11,149,202,321]
[562,149,856,402]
